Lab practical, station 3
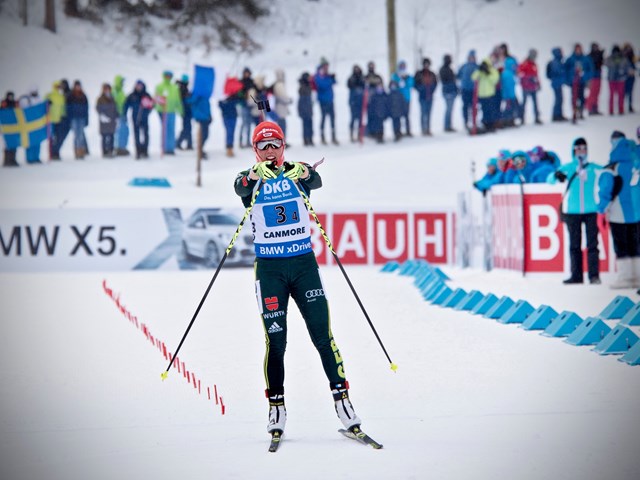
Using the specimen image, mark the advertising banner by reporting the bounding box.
[0,207,455,272]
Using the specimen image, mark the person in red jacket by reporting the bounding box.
[517,49,542,125]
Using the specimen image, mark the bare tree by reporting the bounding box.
[20,0,27,26]
[45,0,57,33]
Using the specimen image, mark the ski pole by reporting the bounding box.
[291,177,397,372]
[161,184,261,380]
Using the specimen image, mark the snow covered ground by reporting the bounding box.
[1,1,640,479]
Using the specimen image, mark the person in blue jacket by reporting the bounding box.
[457,50,478,131]
[390,60,414,137]
[546,47,568,122]
[367,84,388,143]
[387,80,405,141]
[597,131,640,289]
[500,56,520,127]
[503,150,533,184]
[218,95,238,158]
[547,137,601,284]
[529,146,561,183]
[473,157,503,195]
[565,43,594,121]
[313,58,338,145]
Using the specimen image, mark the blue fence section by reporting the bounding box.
[380,260,640,367]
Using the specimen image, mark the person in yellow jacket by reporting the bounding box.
[113,75,130,156]
[45,81,66,160]
[154,70,183,155]
[471,58,500,132]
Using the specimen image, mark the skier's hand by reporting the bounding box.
[251,161,279,180]
[554,170,567,182]
[283,162,308,181]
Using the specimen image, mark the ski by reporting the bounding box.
[338,426,383,449]
[268,430,283,452]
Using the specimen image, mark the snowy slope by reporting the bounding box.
[1,1,640,479]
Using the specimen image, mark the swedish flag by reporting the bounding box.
[0,101,48,149]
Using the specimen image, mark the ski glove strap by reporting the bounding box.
[283,162,307,180]
[253,161,280,180]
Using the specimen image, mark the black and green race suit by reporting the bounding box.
[234,166,347,396]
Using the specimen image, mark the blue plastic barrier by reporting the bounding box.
[471,293,499,315]
[593,325,639,355]
[423,281,446,301]
[454,291,485,311]
[619,302,640,326]
[599,296,635,319]
[431,286,454,306]
[128,177,171,187]
[542,311,583,337]
[398,260,420,276]
[441,288,467,308]
[380,261,400,273]
[434,267,451,281]
[498,300,535,324]
[565,317,612,346]
[619,340,640,366]
[483,296,515,320]
[520,305,558,331]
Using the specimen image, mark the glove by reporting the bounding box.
[554,170,567,182]
[252,161,279,180]
[283,162,307,181]
[597,213,608,231]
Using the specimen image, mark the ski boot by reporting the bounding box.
[332,382,361,430]
[267,393,287,434]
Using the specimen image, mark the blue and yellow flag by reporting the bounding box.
[0,101,48,149]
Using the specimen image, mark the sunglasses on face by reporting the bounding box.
[256,139,284,150]
[513,156,526,165]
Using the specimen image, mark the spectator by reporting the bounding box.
[96,83,118,158]
[547,47,568,122]
[190,93,212,159]
[387,80,405,142]
[154,70,183,155]
[272,69,293,139]
[347,65,365,142]
[176,74,193,150]
[248,75,270,125]
[113,75,130,156]
[500,56,520,127]
[473,157,503,195]
[238,67,255,148]
[390,60,414,137]
[1,91,18,167]
[471,58,500,132]
[298,72,314,146]
[45,81,65,160]
[124,80,153,160]
[565,43,594,122]
[547,137,601,284]
[313,57,338,145]
[504,150,533,183]
[586,42,604,115]
[367,85,387,143]
[66,80,89,160]
[18,86,44,164]
[364,61,384,90]
[622,43,637,113]
[439,54,458,132]
[597,131,640,289]
[529,146,561,183]
[517,48,542,125]
[219,95,239,158]
[55,79,73,155]
[457,50,478,132]
[414,57,438,136]
[605,45,630,115]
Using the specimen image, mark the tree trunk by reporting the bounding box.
[386,0,397,78]
[45,0,57,33]
[21,0,28,26]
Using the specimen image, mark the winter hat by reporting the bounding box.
[181,74,189,83]
[398,60,407,72]
[468,50,476,59]
[528,48,537,60]
[163,70,173,78]
[486,157,498,167]
[252,121,285,144]
[610,130,626,139]
[319,57,329,66]
[573,137,587,148]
